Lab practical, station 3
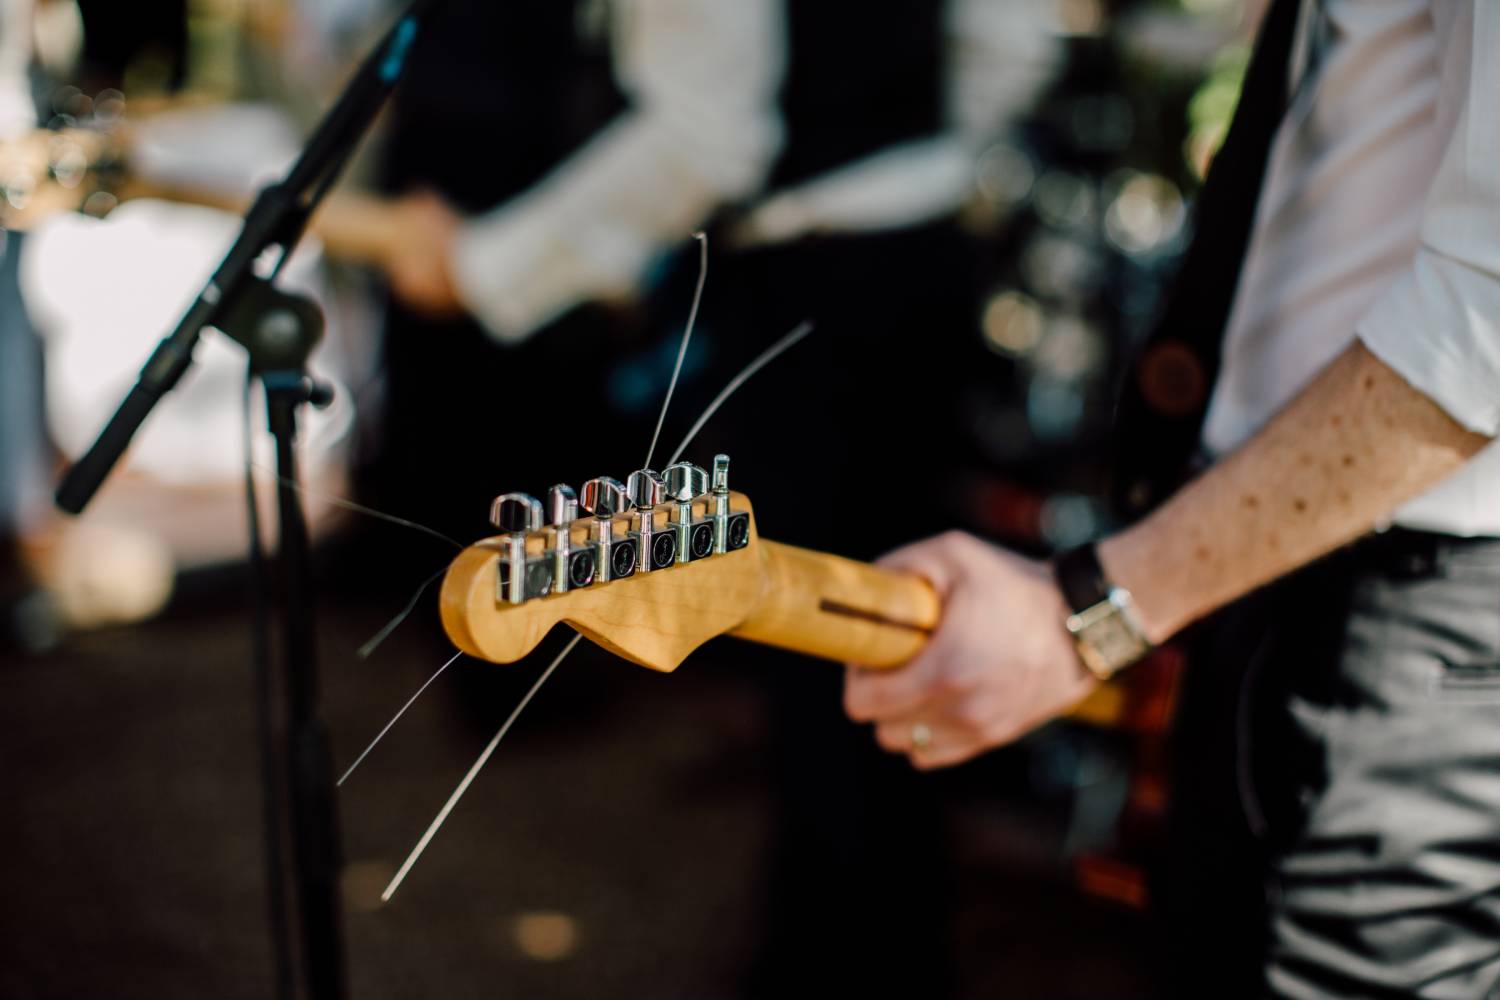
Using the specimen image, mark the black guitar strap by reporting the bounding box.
[1112,0,1304,519]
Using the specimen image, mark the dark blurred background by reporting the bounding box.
[0,0,1255,996]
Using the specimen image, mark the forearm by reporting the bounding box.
[1098,341,1491,643]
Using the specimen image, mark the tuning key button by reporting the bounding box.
[581,476,637,583]
[548,484,579,526]
[491,493,544,535]
[490,492,551,604]
[663,462,709,503]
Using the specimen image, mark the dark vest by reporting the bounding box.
[385,0,624,212]
[773,0,944,188]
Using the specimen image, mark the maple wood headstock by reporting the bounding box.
[441,488,770,671]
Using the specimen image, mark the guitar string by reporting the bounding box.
[249,464,466,550]
[378,236,710,901]
[643,231,708,470]
[337,649,464,786]
[376,317,814,901]
[379,634,582,902]
[352,317,814,665]
[379,244,804,903]
[666,319,814,466]
[244,463,471,659]
[355,565,449,660]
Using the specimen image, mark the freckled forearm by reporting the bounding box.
[1097,341,1490,643]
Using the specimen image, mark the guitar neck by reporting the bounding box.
[733,541,1123,726]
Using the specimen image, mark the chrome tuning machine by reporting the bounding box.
[663,461,715,563]
[547,484,595,593]
[581,476,638,583]
[627,469,678,573]
[490,492,553,604]
[711,454,752,554]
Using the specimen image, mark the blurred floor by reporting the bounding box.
[0,573,1158,999]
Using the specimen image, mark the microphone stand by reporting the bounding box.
[55,4,443,997]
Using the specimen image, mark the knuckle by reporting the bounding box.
[843,686,874,721]
[952,699,993,733]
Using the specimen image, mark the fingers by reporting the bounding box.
[873,530,977,598]
[843,655,942,723]
[870,696,1015,771]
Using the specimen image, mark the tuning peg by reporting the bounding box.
[663,462,715,564]
[548,483,578,526]
[490,492,548,604]
[628,469,677,573]
[707,454,752,553]
[627,469,665,508]
[545,484,593,593]
[581,476,632,517]
[663,462,709,503]
[490,492,544,534]
[581,476,637,583]
[711,455,731,554]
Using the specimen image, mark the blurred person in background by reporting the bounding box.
[0,0,377,643]
[844,1,1500,996]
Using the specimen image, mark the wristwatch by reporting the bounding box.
[1052,543,1153,681]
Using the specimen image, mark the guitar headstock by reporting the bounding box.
[441,455,767,672]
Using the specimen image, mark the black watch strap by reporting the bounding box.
[1053,543,1110,614]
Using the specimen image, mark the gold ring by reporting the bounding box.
[911,722,933,751]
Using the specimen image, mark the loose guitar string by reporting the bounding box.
[376,234,713,901]
[336,233,717,799]
[354,566,449,660]
[666,319,814,466]
[379,633,582,902]
[644,231,707,469]
[337,648,463,786]
[248,465,466,551]
[246,465,464,658]
[375,317,813,901]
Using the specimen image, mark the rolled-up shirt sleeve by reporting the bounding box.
[1357,3,1500,436]
[450,0,785,344]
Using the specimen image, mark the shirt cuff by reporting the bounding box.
[449,208,645,346]
[1356,250,1500,437]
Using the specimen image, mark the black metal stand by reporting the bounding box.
[227,283,345,1000]
[52,4,446,998]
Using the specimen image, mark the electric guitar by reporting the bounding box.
[440,457,1165,730]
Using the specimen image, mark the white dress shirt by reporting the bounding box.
[0,0,35,139]
[450,0,1061,343]
[1204,0,1500,536]
[449,0,786,343]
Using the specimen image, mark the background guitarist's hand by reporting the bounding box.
[383,189,465,317]
[842,532,1097,770]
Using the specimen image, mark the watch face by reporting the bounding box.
[1068,596,1150,678]
[1083,614,1149,669]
